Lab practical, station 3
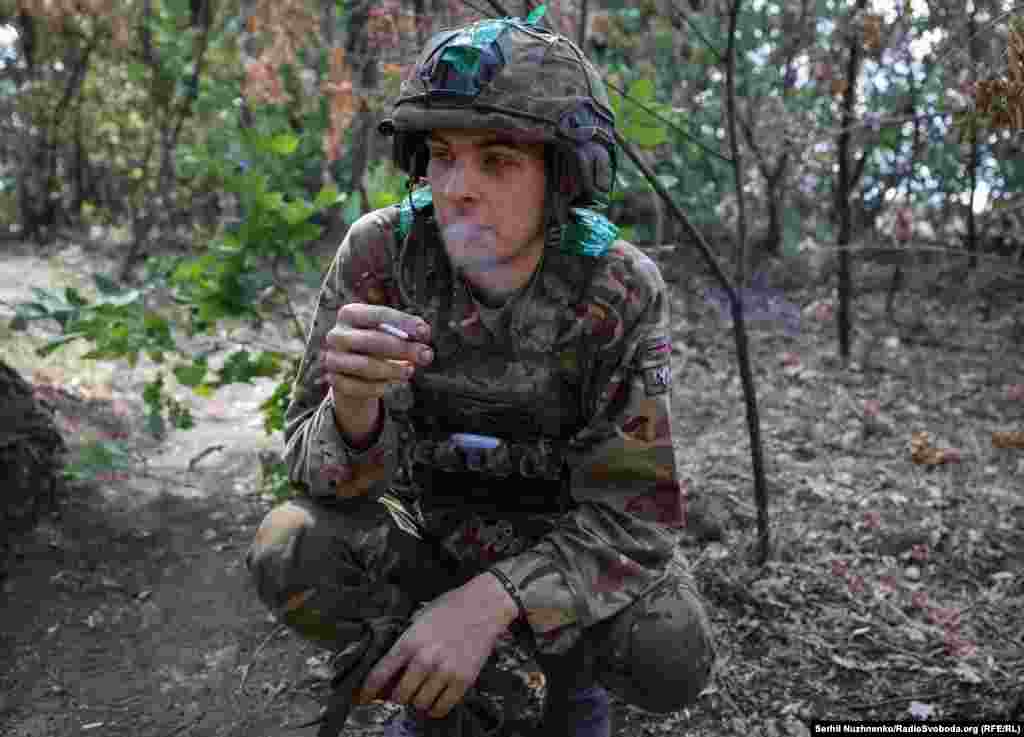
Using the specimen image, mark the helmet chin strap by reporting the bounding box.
[543,143,576,240]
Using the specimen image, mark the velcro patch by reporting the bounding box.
[636,335,672,368]
[642,365,672,395]
[634,335,667,366]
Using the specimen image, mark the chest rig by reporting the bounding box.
[385,187,618,512]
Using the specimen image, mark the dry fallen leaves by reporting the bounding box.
[992,431,1024,449]
[910,431,962,465]
[862,13,884,52]
[780,351,801,368]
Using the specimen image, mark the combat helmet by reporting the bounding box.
[378,12,619,227]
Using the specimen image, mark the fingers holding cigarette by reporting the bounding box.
[379,323,410,340]
[321,304,434,402]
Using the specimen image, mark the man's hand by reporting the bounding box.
[321,304,434,401]
[357,573,520,718]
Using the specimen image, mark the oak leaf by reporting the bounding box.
[992,431,1024,449]
[863,14,883,52]
[910,431,961,465]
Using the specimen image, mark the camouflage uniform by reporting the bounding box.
[246,14,715,725]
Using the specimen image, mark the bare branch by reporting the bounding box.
[666,0,724,64]
[613,130,735,300]
[604,80,732,164]
[482,0,511,17]
[724,0,747,285]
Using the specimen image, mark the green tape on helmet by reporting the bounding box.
[525,4,547,24]
[438,19,509,75]
[440,45,483,76]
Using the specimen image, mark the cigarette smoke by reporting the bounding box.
[442,221,501,273]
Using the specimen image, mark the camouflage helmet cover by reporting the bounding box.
[379,17,618,209]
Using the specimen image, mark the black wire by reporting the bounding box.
[604,79,732,164]
[666,0,724,64]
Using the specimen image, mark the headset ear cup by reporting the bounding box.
[578,141,612,202]
[557,148,583,203]
[392,133,429,179]
[413,144,429,178]
[392,133,410,173]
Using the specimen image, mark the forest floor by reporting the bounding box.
[0,231,1022,737]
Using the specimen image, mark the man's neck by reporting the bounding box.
[461,241,545,309]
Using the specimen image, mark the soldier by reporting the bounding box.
[247,13,716,737]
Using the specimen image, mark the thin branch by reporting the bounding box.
[237,623,288,694]
[614,130,736,300]
[735,101,768,174]
[925,4,1024,76]
[170,4,214,149]
[604,80,732,164]
[725,0,747,285]
[480,0,510,17]
[666,0,724,64]
[577,0,588,49]
[459,0,503,18]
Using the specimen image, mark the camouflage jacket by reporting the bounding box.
[282,196,686,643]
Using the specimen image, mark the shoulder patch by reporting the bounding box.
[636,336,672,367]
[641,365,672,396]
[635,335,672,396]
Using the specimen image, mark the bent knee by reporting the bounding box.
[246,500,318,609]
[599,574,716,714]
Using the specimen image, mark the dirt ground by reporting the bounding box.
[1,233,1022,736]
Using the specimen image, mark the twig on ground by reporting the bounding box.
[237,623,287,694]
[187,444,225,471]
[162,712,205,736]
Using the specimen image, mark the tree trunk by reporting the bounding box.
[834,0,868,363]
[0,360,66,545]
[346,0,379,214]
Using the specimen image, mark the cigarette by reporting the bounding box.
[379,322,410,340]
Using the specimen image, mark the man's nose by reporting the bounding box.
[439,159,480,200]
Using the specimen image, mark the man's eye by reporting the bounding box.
[429,149,451,161]
[483,154,516,169]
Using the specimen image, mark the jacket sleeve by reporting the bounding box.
[282,210,405,501]
[489,244,686,654]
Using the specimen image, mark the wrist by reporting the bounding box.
[482,568,526,628]
[332,393,382,450]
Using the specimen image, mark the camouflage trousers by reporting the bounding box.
[245,493,715,714]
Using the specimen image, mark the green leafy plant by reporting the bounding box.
[609,78,671,148]
[260,457,299,502]
[13,129,340,437]
[61,440,134,484]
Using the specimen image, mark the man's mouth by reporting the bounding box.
[442,222,494,243]
[441,222,500,271]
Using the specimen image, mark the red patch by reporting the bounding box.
[594,556,644,593]
[321,463,353,485]
[621,415,648,435]
[625,482,686,527]
[601,381,626,405]
[624,494,658,517]
[656,414,672,439]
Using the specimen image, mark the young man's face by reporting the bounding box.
[425,128,547,277]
